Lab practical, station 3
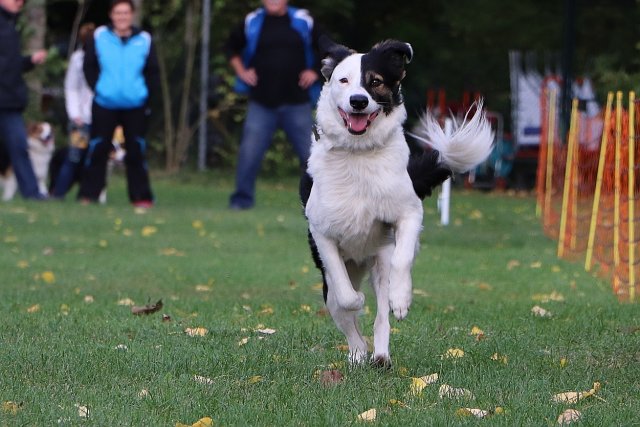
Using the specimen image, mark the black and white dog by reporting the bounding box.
[300,39,493,367]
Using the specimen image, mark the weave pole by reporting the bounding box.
[558,99,579,258]
[628,91,636,302]
[585,92,614,271]
[614,92,623,274]
[543,89,557,228]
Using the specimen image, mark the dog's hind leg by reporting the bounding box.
[370,244,393,368]
[326,261,368,364]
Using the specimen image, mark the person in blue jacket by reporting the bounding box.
[0,0,48,200]
[225,0,324,210]
[80,0,158,208]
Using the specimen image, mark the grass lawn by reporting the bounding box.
[0,171,638,426]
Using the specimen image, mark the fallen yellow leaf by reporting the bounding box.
[238,337,249,346]
[442,348,465,359]
[41,271,55,284]
[26,304,40,313]
[192,220,204,229]
[141,226,157,237]
[389,399,409,408]
[410,373,439,395]
[552,382,600,404]
[357,408,376,422]
[470,326,484,336]
[490,352,508,364]
[2,401,22,415]
[117,298,135,306]
[17,260,29,269]
[184,327,208,337]
[176,417,213,427]
[532,291,565,303]
[247,375,262,384]
[193,375,214,385]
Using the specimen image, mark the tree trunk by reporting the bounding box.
[156,39,176,172]
[23,0,46,106]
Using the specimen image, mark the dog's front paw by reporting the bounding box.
[337,290,365,311]
[371,354,392,370]
[389,288,411,320]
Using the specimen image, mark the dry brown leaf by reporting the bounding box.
[75,404,89,418]
[357,408,376,422]
[319,369,344,386]
[131,299,163,315]
[557,409,582,424]
[552,382,600,404]
[2,401,22,415]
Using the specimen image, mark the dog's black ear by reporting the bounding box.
[371,40,413,81]
[319,35,355,81]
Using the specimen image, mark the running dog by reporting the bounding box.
[300,38,494,367]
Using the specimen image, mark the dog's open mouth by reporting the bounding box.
[338,109,379,135]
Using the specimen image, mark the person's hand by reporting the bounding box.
[298,69,319,89]
[72,118,85,127]
[239,68,258,87]
[31,50,48,65]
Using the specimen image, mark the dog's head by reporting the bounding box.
[316,37,413,144]
[27,122,54,145]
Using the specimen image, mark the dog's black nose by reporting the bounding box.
[349,94,369,111]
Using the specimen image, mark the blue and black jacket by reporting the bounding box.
[226,6,323,107]
[83,25,159,110]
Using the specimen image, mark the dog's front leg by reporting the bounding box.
[388,211,422,320]
[370,244,394,368]
[309,226,365,311]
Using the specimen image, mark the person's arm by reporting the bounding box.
[83,35,99,90]
[64,52,84,125]
[143,38,160,93]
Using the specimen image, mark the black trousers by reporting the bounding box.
[79,103,154,203]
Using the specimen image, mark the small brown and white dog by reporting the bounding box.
[1,122,55,201]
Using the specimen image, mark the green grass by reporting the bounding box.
[0,171,638,426]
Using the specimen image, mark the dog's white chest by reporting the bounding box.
[306,146,420,261]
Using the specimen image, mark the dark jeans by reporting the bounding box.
[51,123,89,198]
[229,101,313,208]
[0,110,43,199]
[79,103,153,203]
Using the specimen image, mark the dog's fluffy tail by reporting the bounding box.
[410,101,494,173]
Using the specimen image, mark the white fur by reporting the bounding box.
[410,102,494,173]
[306,48,492,366]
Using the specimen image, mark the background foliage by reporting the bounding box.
[30,0,640,171]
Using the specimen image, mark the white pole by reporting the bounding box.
[439,118,453,226]
[198,0,211,171]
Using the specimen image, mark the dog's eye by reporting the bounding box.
[370,78,383,88]
[339,78,348,84]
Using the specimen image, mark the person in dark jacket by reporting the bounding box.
[79,0,159,208]
[225,0,324,210]
[0,0,48,200]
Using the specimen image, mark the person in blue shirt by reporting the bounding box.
[225,0,324,210]
[80,0,159,208]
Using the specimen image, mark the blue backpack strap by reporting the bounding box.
[288,7,321,106]
[233,8,265,94]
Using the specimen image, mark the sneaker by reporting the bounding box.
[229,203,252,211]
[132,200,154,209]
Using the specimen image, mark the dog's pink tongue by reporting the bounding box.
[348,114,369,133]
